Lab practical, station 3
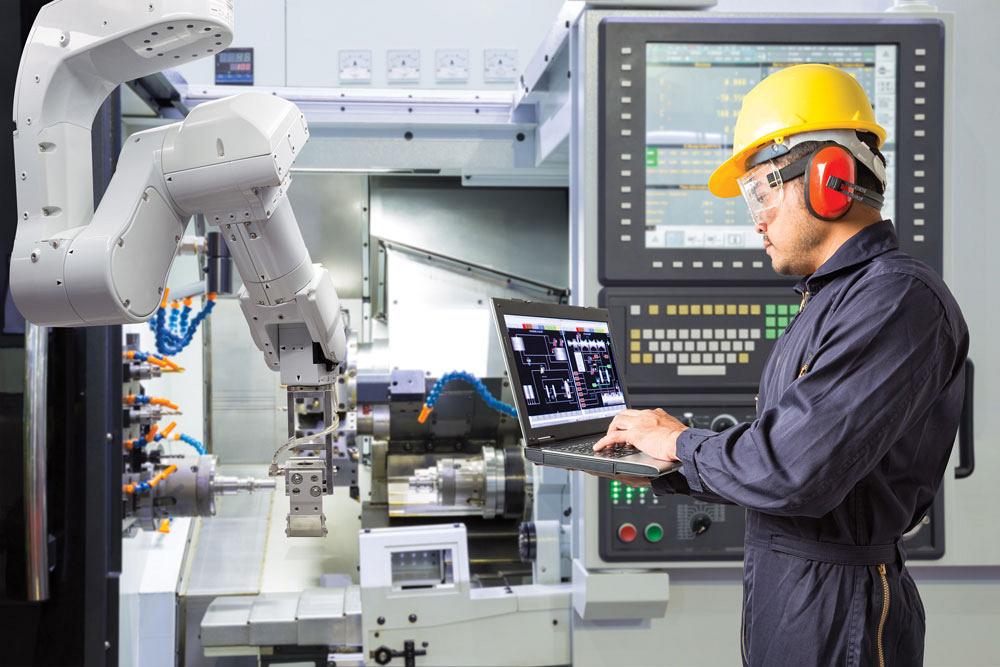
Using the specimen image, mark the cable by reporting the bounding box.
[417,371,517,424]
[269,415,341,477]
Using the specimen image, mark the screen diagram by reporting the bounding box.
[503,315,626,428]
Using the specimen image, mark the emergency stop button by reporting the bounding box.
[617,523,637,543]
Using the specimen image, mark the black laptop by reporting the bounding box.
[491,298,678,477]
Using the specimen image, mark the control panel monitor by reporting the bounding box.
[599,18,945,284]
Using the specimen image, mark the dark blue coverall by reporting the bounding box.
[652,221,969,666]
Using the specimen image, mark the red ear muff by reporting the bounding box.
[805,145,856,221]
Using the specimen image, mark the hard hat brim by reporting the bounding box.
[708,120,887,198]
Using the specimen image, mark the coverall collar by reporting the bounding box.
[796,219,899,294]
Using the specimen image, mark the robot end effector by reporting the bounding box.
[10,90,347,381]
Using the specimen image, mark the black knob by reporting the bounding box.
[373,646,393,665]
[710,414,737,433]
[518,522,537,562]
[691,514,712,536]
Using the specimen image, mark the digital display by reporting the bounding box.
[502,315,626,428]
[215,47,254,85]
[644,43,897,250]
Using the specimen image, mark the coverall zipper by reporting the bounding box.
[877,563,890,667]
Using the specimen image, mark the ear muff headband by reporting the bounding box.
[773,142,886,221]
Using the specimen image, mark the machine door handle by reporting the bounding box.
[373,640,427,666]
[955,359,975,479]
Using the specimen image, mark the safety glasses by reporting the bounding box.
[737,161,785,225]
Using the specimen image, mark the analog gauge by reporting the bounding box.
[483,48,518,83]
[387,49,420,83]
[339,50,372,83]
[435,49,469,83]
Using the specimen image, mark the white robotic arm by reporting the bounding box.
[10,1,347,382]
[161,93,348,383]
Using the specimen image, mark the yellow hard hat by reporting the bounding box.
[708,63,886,198]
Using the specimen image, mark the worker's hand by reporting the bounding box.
[593,408,687,463]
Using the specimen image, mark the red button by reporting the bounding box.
[617,523,637,543]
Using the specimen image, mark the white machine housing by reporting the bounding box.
[358,524,571,666]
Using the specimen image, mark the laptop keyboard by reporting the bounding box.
[552,440,640,459]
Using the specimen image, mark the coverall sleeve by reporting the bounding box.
[650,462,737,504]
[670,273,957,518]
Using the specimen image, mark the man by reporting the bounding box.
[594,64,968,666]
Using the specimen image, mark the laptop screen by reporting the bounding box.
[501,313,627,429]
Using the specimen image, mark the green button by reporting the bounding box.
[645,147,658,167]
[765,304,777,315]
[778,316,789,328]
[766,329,777,340]
[777,304,789,315]
[789,304,800,314]
[765,316,776,327]
[644,523,664,543]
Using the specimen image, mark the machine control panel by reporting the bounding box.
[598,17,945,284]
[599,401,943,561]
[603,287,801,394]
[599,403,754,561]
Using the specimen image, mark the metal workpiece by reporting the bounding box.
[211,474,277,495]
[130,455,275,529]
[390,446,527,520]
[23,323,49,602]
[285,456,329,537]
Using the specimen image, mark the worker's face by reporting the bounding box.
[741,162,825,277]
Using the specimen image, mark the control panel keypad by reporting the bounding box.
[606,289,802,393]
